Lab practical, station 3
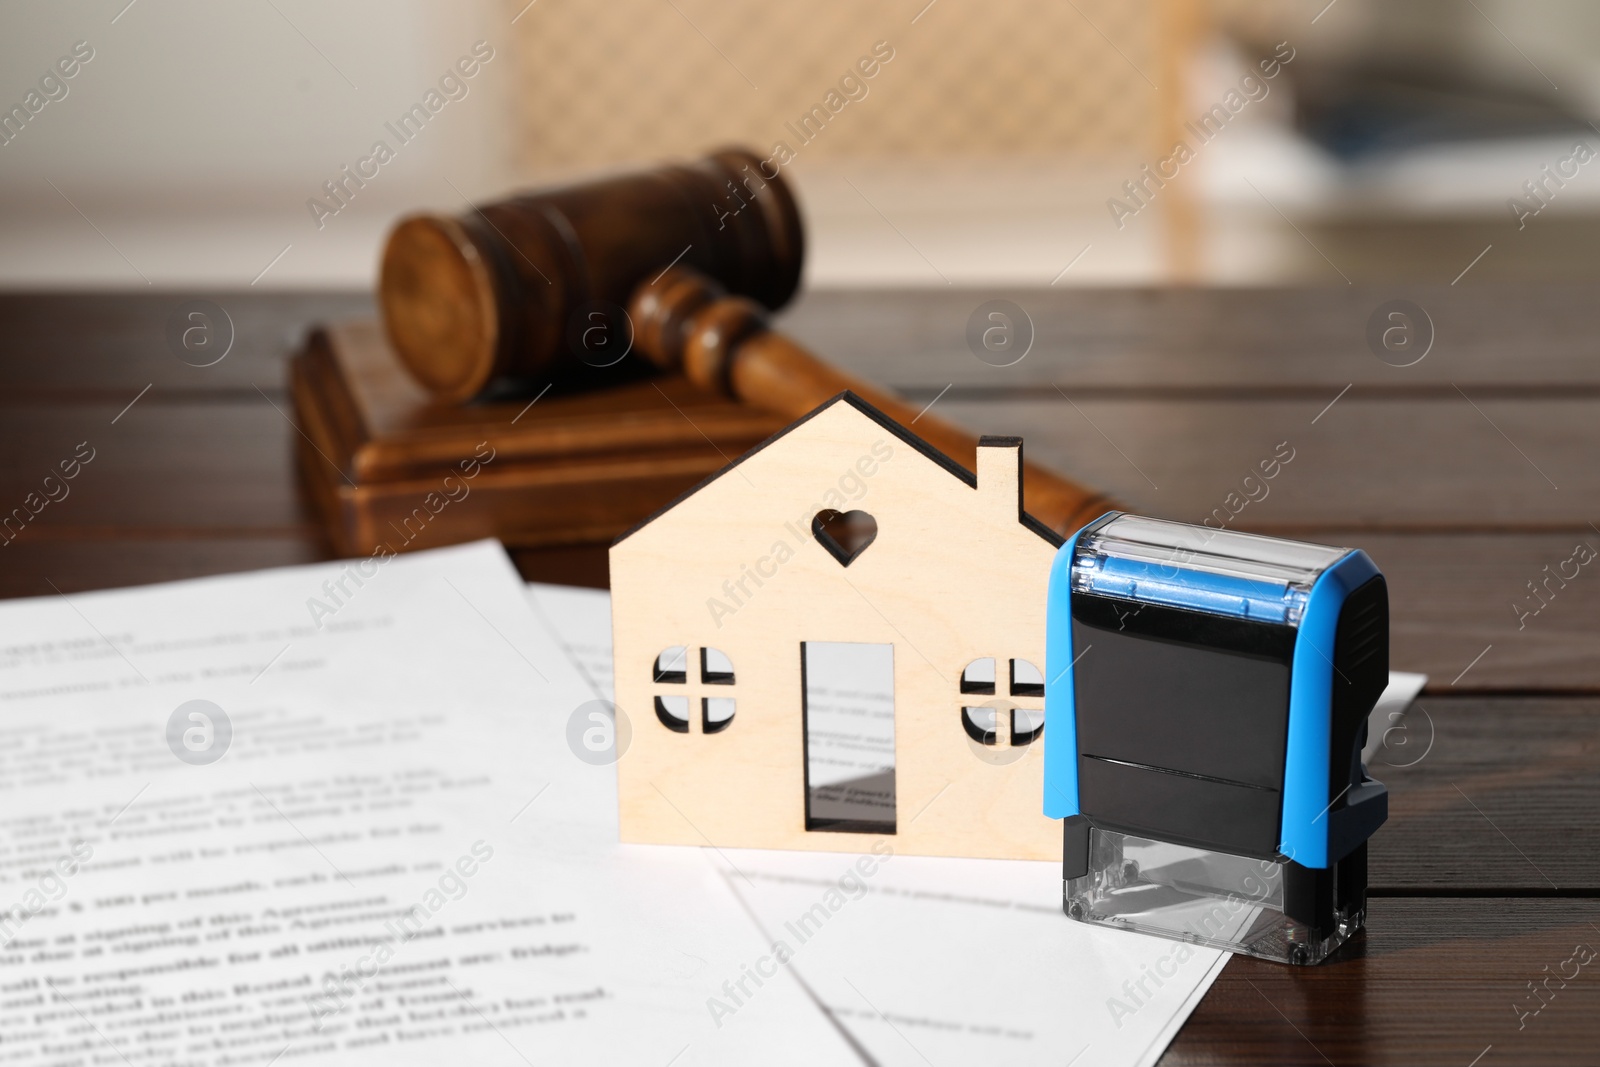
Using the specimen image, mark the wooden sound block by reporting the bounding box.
[289,320,788,557]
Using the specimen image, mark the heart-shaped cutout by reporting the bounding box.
[812,509,878,567]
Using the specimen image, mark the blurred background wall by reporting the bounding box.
[3,0,1598,289]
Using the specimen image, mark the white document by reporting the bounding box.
[528,583,1242,1067]
[1362,670,1430,766]
[0,543,859,1065]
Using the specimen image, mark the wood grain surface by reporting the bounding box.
[779,284,1600,388]
[1166,898,1600,1066]
[1,288,1595,1065]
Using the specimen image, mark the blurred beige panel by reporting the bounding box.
[506,0,1171,170]
[1205,0,1290,40]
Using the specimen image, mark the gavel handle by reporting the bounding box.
[630,267,1120,536]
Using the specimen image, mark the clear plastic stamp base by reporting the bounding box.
[1064,828,1366,965]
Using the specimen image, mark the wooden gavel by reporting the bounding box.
[378,149,1115,535]
[381,148,802,401]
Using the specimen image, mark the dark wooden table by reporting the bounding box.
[3,287,1596,1065]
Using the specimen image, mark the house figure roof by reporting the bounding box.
[613,390,1064,550]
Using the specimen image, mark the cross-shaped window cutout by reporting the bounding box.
[652,646,737,734]
[960,656,1044,747]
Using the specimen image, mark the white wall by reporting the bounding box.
[5,1,1599,289]
[0,0,512,288]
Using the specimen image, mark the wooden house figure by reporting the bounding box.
[610,392,1062,860]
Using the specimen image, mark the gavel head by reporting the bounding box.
[379,148,804,403]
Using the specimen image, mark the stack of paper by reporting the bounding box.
[6,542,1416,1064]
[0,544,851,1064]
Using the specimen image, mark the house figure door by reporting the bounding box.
[801,641,896,834]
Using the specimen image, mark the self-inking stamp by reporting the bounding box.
[1043,514,1389,964]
